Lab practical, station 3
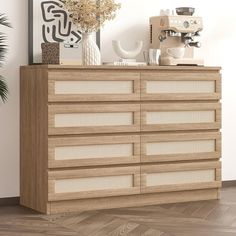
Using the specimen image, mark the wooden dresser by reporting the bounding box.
[20,65,222,214]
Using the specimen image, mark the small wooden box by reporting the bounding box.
[41,43,60,64]
[42,43,82,65]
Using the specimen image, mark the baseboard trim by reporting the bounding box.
[222,180,236,187]
[0,197,20,207]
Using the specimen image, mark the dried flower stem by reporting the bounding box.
[60,0,121,33]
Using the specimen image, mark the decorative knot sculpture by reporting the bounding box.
[112,40,143,60]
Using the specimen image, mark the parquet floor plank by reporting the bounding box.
[0,187,236,235]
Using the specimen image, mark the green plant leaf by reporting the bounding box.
[0,76,8,102]
[0,14,12,28]
[0,14,11,64]
[0,13,11,102]
[0,33,7,64]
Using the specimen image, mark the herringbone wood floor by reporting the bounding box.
[1,187,236,236]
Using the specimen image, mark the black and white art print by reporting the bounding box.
[28,0,100,64]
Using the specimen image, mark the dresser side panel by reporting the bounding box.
[20,67,48,213]
[35,68,49,213]
[20,68,37,210]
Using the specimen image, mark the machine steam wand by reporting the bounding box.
[182,32,201,48]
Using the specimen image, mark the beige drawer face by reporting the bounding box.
[48,166,140,201]
[141,132,221,163]
[141,161,221,194]
[48,104,140,135]
[141,103,221,132]
[141,72,221,100]
[48,135,140,168]
[48,71,140,102]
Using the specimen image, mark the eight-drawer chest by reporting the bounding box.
[20,65,222,214]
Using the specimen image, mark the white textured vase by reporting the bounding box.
[81,33,101,66]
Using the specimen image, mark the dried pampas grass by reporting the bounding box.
[60,0,121,33]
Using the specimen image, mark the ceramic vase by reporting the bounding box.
[81,33,101,66]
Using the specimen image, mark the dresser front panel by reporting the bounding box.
[141,103,221,132]
[141,72,221,100]
[141,161,221,194]
[48,104,140,135]
[48,71,140,102]
[48,166,140,201]
[141,132,221,163]
[48,135,140,168]
[20,65,222,214]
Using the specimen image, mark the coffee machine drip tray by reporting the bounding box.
[160,57,204,66]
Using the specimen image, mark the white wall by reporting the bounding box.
[101,0,236,181]
[0,0,235,198]
[0,0,28,198]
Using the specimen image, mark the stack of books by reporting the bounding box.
[103,59,147,66]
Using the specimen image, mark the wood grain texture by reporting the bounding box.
[21,65,221,71]
[35,68,49,213]
[141,71,221,101]
[49,188,219,214]
[20,65,222,214]
[141,102,221,132]
[141,131,221,163]
[141,161,221,173]
[48,135,140,168]
[20,68,37,210]
[140,161,222,195]
[141,71,221,81]
[20,68,48,213]
[48,166,141,201]
[2,187,236,236]
[48,71,141,102]
[48,103,141,135]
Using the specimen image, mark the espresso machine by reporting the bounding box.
[150,7,204,66]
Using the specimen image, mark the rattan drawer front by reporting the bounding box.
[48,104,140,135]
[48,71,140,102]
[48,166,140,201]
[141,103,221,132]
[141,72,221,100]
[48,135,140,168]
[141,161,221,194]
[141,132,221,163]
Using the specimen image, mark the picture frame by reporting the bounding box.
[28,0,100,65]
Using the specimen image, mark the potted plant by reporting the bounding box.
[0,14,11,103]
[60,0,120,66]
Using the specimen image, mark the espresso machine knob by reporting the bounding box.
[183,21,190,28]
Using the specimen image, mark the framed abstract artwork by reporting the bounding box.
[28,0,100,64]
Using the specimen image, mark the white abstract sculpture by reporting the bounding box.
[112,40,143,60]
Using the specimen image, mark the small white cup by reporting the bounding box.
[166,47,185,59]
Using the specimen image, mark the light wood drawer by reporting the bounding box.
[141,132,221,163]
[48,104,140,135]
[141,72,221,100]
[48,135,140,168]
[48,71,140,102]
[141,161,221,194]
[48,166,140,201]
[141,103,221,132]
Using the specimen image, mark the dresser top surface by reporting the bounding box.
[21,65,221,72]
